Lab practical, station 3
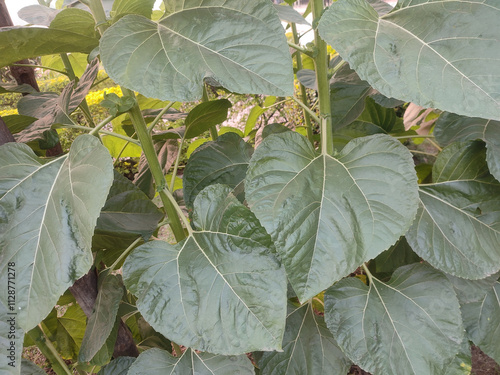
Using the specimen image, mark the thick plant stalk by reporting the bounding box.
[312,0,333,155]
[27,326,73,375]
[291,22,314,143]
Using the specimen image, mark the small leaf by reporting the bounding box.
[18,5,60,26]
[318,0,500,121]
[100,0,293,101]
[406,141,500,279]
[79,273,124,362]
[435,113,500,182]
[98,356,136,375]
[183,133,253,209]
[258,303,351,375]
[184,99,232,139]
[0,135,113,330]
[461,281,500,364]
[100,92,135,116]
[245,132,419,301]
[123,185,286,354]
[325,263,464,375]
[127,348,254,375]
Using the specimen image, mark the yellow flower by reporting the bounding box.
[0,108,18,116]
[85,86,123,106]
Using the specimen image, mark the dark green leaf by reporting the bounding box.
[18,5,60,26]
[259,303,351,375]
[368,237,420,280]
[15,59,99,143]
[461,281,500,364]
[98,356,136,375]
[432,141,490,183]
[0,83,38,95]
[49,8,99,40]
[38,129,60,150]
[435,113,500,182]
[184,99,232,139]
[370,93,405,108]
[245,132,419,301]
[1,115,36,134]
[128,348,253,375]
[0,26,98,68]
[123,185,286,354]
[100,0,293,101]
[325,263,464,375]
[93,171,163,251]
[79,274,124,362]
[0,135,113,330]
[111,0,156,22]
[353,96,403,133]
[319,0,500,121]
[262,123,291,139]
[296,69,317,90]
[100,92,135,116]
[273,4,310,25]
[183,133,253,209]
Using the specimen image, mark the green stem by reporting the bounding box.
[312,0,333,155]
[91,75,110,89]
[110,236,142,271]
[292,22,314,144]
[89,115,115,135]
[287,41,313,57]
[392,134,435,139]
[28,326,73,375]
[88,0,109,36]
[361,263,374,286]
[59,53,96,127]
[56,123,141,145]
[292,96,320,124]
[172,342,183,357]
[121,87,187,242]
[11,63,68,76]
[148,102,177,133]
[169,137,185,192]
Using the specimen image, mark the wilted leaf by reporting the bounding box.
[100,0,293,101]
[123,185,286,354]
[245,132,419,301]
[0,135,113,330]
[319,0,500,121]
[325,263,464,375]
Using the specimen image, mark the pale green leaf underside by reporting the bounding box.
[245,132,419,302]
[127,348,254,375]
[461,282,500,364]
[325,263,464,375]
[123,185,286,354]
[259,303,351,375]
[318,0,500,121]
[0,135,113,330]
[100,0,293,101]
[406,181,500,279]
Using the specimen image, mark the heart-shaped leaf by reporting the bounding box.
[183,133,253,209]
[127,348,254,375]
[100,0,293,101]
[123,185,286,354]
[318,0,500,121]
[406,141,500,279]
[435,113,500,182]
[245,132,419,301]
[0,135,113,330]
[325,263,464,375]
[258,303,351,375]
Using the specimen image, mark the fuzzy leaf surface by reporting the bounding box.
[100,0,293,101]
[325,263,464,375]
[0,135,113,330]
[318,0,500,121]
[123,185,286,354]
[245,132,418,301]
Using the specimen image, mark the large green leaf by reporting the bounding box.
[123,185,286,354]
[435,113,500,182]
[79,273,124,362]
[258,303,351,375]
[0,135,113,330]
[99,0,293,101]
[245,132,419,301]
[93,171,163,251]
[183,133,253,209]
[127,348,254,375]
[325,263,464,375]
[15,59,99,143]
[0,24,98,68]
[461,281,500,364]
[318,0,500,121]
[406,141,500,279]
[49,8,99,40]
